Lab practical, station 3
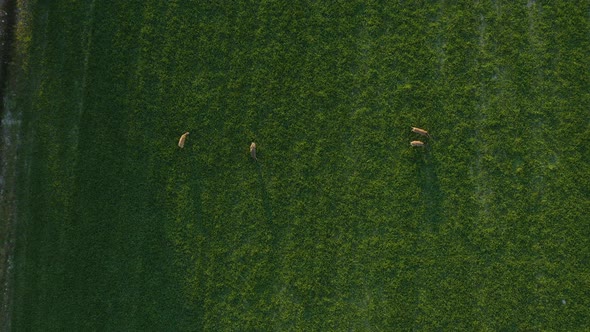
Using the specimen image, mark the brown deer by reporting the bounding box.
[178,132,189,148]
[250,142,257,161]
[411,127,431,138]
[410,140,425,147]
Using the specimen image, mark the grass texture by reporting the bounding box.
[9,1,590,330]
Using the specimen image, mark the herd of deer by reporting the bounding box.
[177,126,432,160]
[177,131,259,161]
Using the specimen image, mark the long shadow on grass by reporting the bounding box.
[256,162,273,225]
[412,148,443,232]
[184,156,208,330]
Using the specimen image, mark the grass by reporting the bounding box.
[6,0,590,330]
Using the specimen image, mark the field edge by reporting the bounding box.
[0,0,30,331]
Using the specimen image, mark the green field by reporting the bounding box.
[6,0,590,330]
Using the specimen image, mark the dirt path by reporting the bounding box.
[0,0,23,331]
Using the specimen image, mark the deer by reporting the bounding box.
[411,127,432,138]
[410,140,425,147]
[178,132,189,148]
[250,142,257,161]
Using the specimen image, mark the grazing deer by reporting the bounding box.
[410,140,425,147]
[178,132,189,148]
[250,142,257,161]
[411,127,431,138]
